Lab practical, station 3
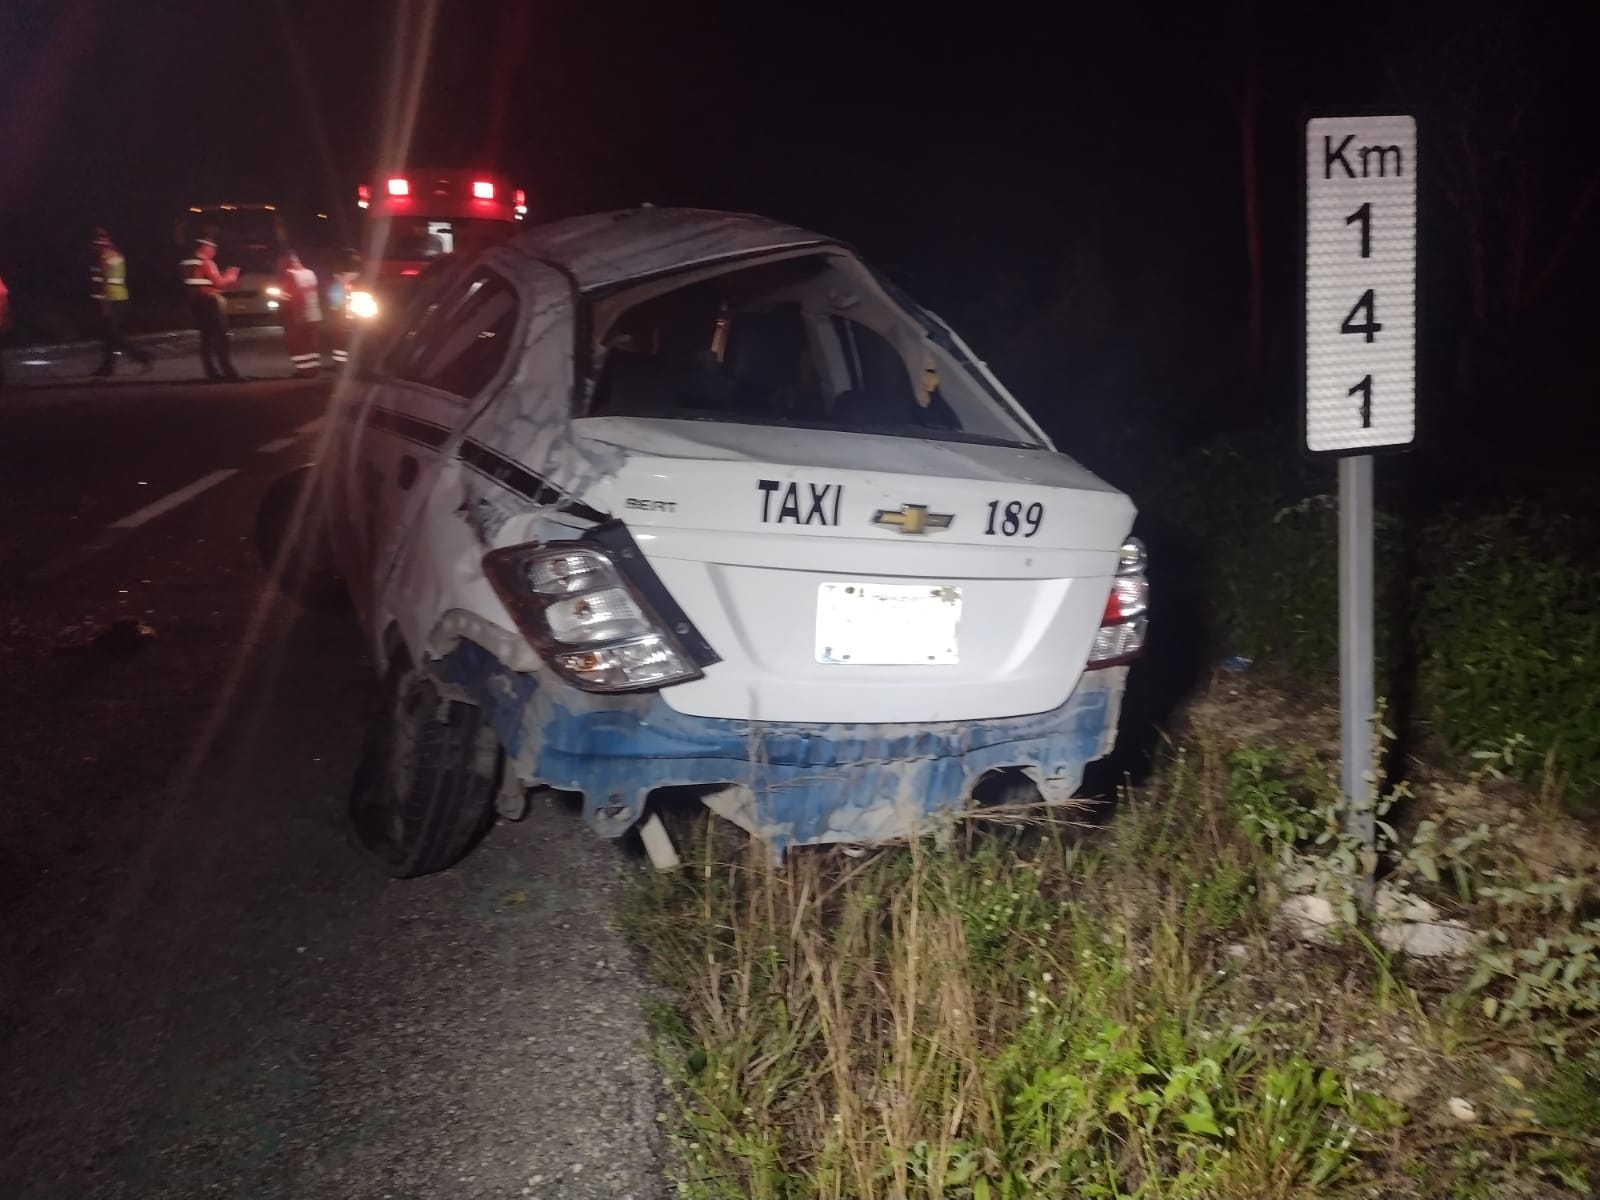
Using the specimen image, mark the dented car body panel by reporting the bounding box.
[434,638,1125,857]
[321,208,1143,854]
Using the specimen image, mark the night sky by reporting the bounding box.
[3,0,1596,469]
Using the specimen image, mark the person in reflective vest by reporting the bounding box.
[91,227,153,377]
[328,248,361,368]
[277,250,322,378]
[180,238,242,381]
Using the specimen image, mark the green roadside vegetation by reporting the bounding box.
[1171,436,1600,809]
[627,440,1600,1198]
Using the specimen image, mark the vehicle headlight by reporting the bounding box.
[483,537,709,693]
[347,290,379,320]
[265,286,283,298]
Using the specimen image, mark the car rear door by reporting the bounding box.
[341,265,525,638]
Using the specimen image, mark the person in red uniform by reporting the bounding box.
[179,238,242,381]
[276,250,322,378]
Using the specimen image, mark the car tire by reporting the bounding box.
[347,656,500,878]
[255,464,347,612]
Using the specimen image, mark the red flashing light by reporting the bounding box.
[401,268,420,277]
[387,177,410,197]
[472,180,495,200]
[357,184,371,201]
[514,189,526,206]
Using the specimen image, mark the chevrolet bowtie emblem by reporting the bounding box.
[871,504,954,535]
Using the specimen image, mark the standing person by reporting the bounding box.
[276,250,322,378]
[179,238,242,381]
[90,227,153,377]
[328,249,361,370]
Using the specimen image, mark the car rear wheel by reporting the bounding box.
[348,656,500,878]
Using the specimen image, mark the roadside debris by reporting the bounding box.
[52,615,157,656]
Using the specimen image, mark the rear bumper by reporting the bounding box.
[434,639,1125,855]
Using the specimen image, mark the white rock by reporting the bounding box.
[1279,894,1338,944]
[1375,882,1479,959]
[1378,918,1478,959]
[1447,1096,1477,1123]
[1376,882,1440,923]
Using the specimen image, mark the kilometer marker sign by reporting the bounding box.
[1304,113,1418,910]
[1305,114,1417,453]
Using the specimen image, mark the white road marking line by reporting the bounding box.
[109,469,239,530]
[30,412,325,580]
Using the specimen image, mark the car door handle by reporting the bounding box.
[397,455,419,491]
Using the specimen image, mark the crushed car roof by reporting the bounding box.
[512,207,835,294]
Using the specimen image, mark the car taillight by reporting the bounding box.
[1087,537,1148,669]
[387,177,409,196]
[357,184,371,209]
[483,540,705,692]
[472,180,495,200]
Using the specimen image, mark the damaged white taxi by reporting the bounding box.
[271,207,1147,876]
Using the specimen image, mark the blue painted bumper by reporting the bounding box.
[436,639,1123,854]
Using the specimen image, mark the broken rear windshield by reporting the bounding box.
[586,254,1042,449]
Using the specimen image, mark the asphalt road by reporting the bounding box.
[0,362,670,1199]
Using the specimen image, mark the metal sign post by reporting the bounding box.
[1339,454,1375,880]
[1304,114,1418,907]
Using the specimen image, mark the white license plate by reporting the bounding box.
[815,582,962,665]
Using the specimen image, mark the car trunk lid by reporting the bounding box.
[567,416,1135,724]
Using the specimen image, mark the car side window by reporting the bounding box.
[386,270,521,401]
[378,259,468,378]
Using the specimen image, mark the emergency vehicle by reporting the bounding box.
[177,203,339,321]
[342,168,526,330]
[177,204,288,320]
[261,207,1146,879]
